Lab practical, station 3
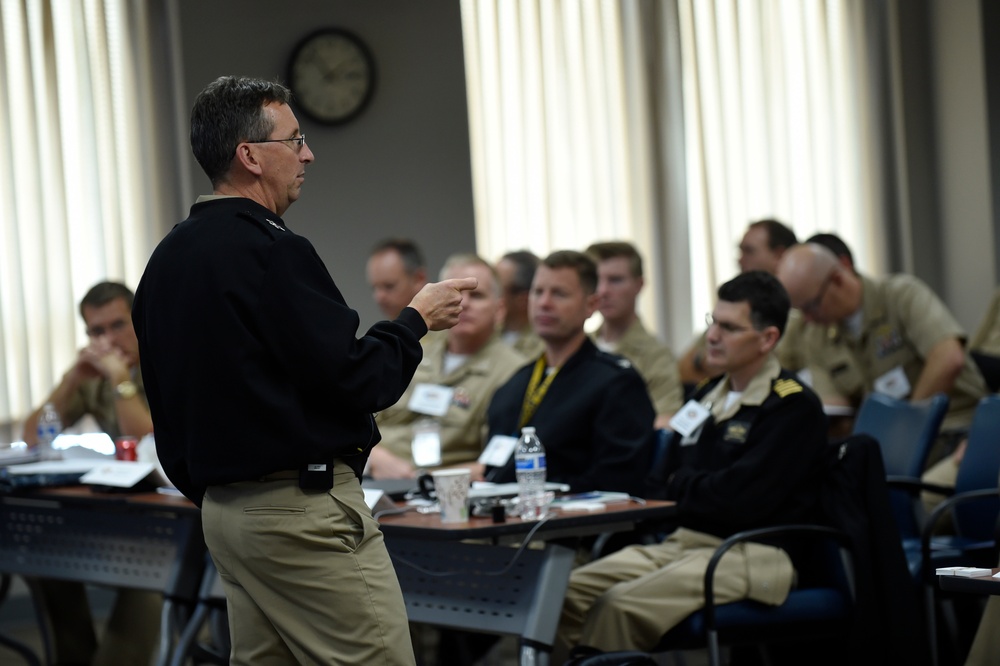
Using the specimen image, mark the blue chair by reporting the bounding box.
[851,392,949,575]
[919,395,1000,665]
[852,392,949,480]
[651,434,928,665]
[653,524,856,666]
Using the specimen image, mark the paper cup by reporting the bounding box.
[432,468,471,523]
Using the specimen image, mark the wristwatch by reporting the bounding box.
[115,380,138,400]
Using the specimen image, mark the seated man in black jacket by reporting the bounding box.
[556,270,828,655]
[484,250,655,497]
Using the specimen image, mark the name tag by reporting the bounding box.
[873,365,911,400]
[411,420,442,468]
[669,399,711,438]
[408,383,455,417]
[479,435,518,467]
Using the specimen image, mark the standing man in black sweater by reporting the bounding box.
[132,76,474,666]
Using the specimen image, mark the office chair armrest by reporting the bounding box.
[886,476,955,498]
[701,525,855,633]
[920,487,1000,576]
[938,426,970,449]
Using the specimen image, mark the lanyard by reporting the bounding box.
[518,356,559,429]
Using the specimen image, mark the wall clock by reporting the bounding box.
[287,28,376,126]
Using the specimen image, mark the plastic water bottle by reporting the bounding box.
[36,402,63,460]
[515,426,547,520]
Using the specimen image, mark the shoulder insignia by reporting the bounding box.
[595,350,632,370]
[773,378,803,398]
[238,209,287,234]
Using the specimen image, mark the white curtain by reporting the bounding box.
[460,0,664,333]
[461,0,884,347]
[677,0,883,329]
[0,0,182,428]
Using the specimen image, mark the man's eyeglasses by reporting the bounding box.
[248,135,307,150]
[705,313,753,335]
[799,270,834,315]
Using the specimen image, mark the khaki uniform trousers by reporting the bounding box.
[921,453,959,516]
[557,528,794,655]
[202,461,415,666]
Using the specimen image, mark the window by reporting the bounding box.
[461,0,882,346]
[0,0,182,428]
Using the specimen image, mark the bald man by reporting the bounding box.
[777,243,987,490]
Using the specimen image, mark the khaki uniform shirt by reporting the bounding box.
[504,327,545,360]
[774,309,806,370]
[376,334,527,467]
[797,274,987,430]
[63,367,146,439]
[594,318,683,416]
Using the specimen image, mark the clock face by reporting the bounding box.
[288,29,375,125]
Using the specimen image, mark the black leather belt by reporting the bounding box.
[257,470,299,482]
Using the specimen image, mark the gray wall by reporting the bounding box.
[177,1,476,330]
[928,0,995,332]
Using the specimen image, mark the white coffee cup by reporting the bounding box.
[431,468,471,523]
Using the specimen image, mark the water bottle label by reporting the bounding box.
[516,454,546,471]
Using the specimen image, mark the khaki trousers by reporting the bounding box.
[557,527,794,654]
[921,453,959,516]
[202,461,415,666]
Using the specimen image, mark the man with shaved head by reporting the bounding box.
[777,243,987,493]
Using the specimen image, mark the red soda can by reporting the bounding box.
[115,436,138,461]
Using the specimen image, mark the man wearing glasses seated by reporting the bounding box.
[556,271,827,657]
[777,242,988,502]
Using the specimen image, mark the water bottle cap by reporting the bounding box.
[521,426,536,435]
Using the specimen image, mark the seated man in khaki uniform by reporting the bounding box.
[366,237,429,320]
[556,271,827,657]
[369,253,526,480]
[777,243,988,494]
[21,281,161,666]
[496,249,545,359]
[678,218,797,387]
[775,232,856,436]
[586,241,683,428]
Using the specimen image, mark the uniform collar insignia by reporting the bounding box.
[723,421,750,443]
